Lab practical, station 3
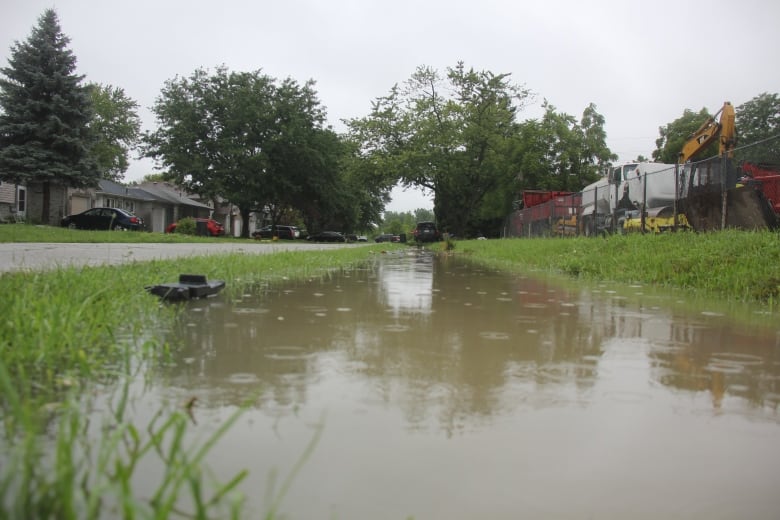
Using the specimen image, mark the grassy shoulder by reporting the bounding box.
[1,243,393,400]
[457,230,780,305]
[0,222,250,243]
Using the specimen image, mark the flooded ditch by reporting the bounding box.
[119,249,780,519]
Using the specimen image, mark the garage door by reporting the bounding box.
[71,196,90,214]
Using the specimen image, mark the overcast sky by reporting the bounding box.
[3,0,778,212]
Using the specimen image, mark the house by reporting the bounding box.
[0,180,26,223]
[63,180,213,232]
[133,181,213,232]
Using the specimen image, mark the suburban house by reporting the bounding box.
[1,178,271,236]
[0,180,26,223]
[91,180,214,233]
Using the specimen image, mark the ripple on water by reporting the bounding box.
[264,346,313,361]
[479,331,510,340]
[706,352,765,374]
[383,324,411,332]
[226,373,260,384]
[232,307,270,315]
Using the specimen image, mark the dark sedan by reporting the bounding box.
[307,231,347,242]
[61,207,144,231]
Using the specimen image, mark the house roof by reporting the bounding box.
[136,182,212,209]
[98,180,212,209]
[98,180,156,201]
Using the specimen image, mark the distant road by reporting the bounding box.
[0,242,360,273]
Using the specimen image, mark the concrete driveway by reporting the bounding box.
[0,241,360,273]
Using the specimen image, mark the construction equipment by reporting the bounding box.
[678,102,777,230]
[678,102,736,164]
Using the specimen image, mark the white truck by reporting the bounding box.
[579,162,680,235]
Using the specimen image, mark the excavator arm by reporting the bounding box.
[678,101,736,163]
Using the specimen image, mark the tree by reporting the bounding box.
[347,62,531,237]
[736,92,780,164]
[577,103,617,184]
[145,67,351,238]
[652,107,714,163]
[514,101,613,193]
[0,9,98,224]
[86,83,141,181]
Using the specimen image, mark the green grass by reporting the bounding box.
[458,229,780,305]
[0,222,244,243]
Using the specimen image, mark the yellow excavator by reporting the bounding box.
[678,101,736,163]
[678,101,776,230]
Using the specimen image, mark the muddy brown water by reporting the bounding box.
[124,249,780,519]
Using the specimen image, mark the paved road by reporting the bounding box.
[0,242,360,273]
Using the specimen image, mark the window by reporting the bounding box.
[17,187,26,212]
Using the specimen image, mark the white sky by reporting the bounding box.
[2,0,778,212]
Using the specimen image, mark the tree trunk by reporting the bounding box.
[239,206,251,238]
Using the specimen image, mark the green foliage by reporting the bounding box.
[347,62,532,237]
[85,83,141,181]
[174,217,197,235]
[0,9,99,224]
[143,67,362,238]
[515,101,614,193]
[736,92,780,164]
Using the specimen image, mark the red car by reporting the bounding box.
[166,218,225,237]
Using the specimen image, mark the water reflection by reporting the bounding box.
[147,249,780,519]
[160,251,780,422]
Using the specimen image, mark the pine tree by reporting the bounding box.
[0,9,98,224]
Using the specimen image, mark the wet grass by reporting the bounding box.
[0,243,396,518]
[0,222,243,243]
[458,229,780,305]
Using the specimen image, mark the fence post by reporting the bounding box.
[673,163,679,230]
[641,169,648,234]
[721,154,728,230]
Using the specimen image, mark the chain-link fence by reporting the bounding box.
[504,139,780,238]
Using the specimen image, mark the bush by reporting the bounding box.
[175,217,197,235]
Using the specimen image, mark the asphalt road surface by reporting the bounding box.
[0,242,360,273]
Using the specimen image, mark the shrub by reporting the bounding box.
[175,217,197,235]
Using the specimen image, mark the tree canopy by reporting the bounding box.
[0,9,98,223]
[143,67,361,237]
[515,101,614,193]
[347,62,532,237]
[86,83,141,181]
[735,92,780,165]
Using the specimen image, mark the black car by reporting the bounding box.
[252,225,301,240]
[307,231,347,242]
[61,207,144,231]
[374,233,400,243]
[412,221,441,243]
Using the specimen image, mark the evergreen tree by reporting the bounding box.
[0,9,98,224]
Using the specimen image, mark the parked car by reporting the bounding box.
[307,231,347,242]
[166,218,225,236]
[412,221,441,243]
[252,225,301,240]
[61,207,144,231]
[374,233,400,243]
